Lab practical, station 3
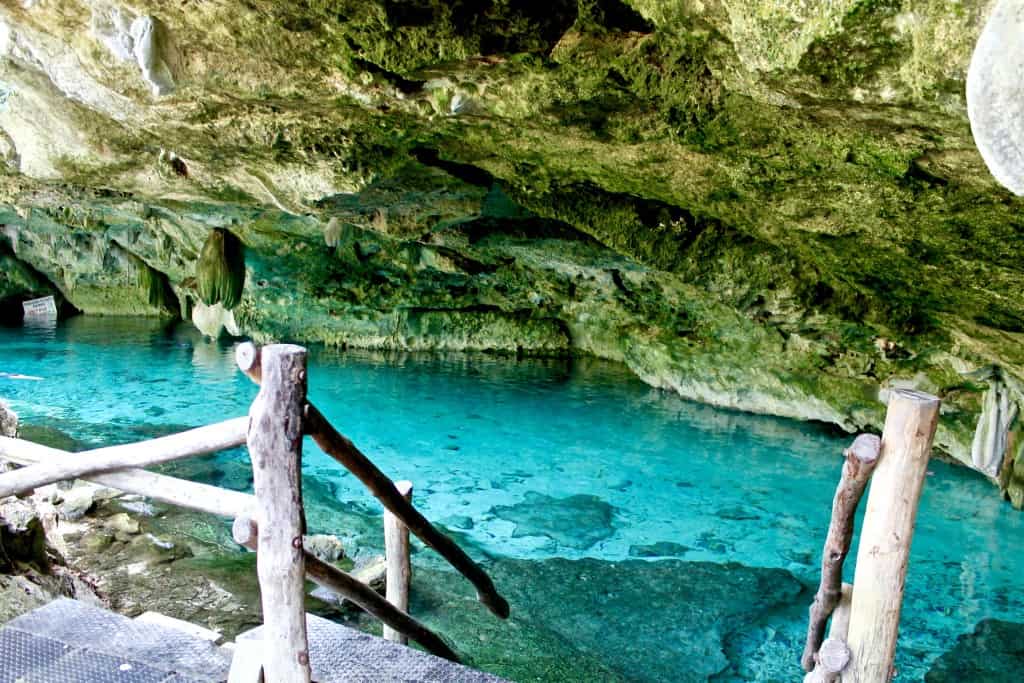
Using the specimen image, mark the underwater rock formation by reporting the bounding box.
[926,619,1024,682]
[490,491,618,551]
[0,1,1022,501]
[412,556,804,682]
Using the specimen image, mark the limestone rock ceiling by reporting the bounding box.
[0,1,1023,503]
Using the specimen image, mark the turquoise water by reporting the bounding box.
[2,317,1023,680]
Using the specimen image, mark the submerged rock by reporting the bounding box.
[926,619,1024,682]
[411,557,804,682]
[490,491,617,550]
[304,533,345,563]
[628,541,690,558]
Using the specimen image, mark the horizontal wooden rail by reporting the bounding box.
[0,436,252,518]
[0,417,249,499]
[235,342,510,620]
[232,515,459,662]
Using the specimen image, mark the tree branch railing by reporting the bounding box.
[0,342,512,680]
[802,389,940,682]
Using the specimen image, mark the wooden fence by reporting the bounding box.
[802,389,941,683]
[0,343,510,682]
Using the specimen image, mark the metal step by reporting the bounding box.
[0,599,229,683]
[2,599,507,683]
[236,613,508,683]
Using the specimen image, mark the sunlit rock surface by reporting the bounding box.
[0,1,1022,501]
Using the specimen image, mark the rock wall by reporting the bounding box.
[0,1,1022,503]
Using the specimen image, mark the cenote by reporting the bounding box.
[2,317,1022,682]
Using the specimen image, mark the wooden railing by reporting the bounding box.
[802,389,941,683]
[0,342,510,682]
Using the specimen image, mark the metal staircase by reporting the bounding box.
[0,599,506,683]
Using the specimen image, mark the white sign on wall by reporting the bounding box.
[22,295,57,320]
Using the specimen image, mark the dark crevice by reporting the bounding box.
[411,147,495,187]
[353,58,426,95]
[590,0,654,33]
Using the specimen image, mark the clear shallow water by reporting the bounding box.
[2,317,1023,680]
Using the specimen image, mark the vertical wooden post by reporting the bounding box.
[383,480,413,644]
[843,389,940,682]
[244,344,311,682]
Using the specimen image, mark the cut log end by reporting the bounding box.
[818,638,851,673]
[479,591,511,620]
[845,434,881,464]
[235,342,261,378]
[232,514,258,549]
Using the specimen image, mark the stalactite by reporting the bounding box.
[196,228,245,310]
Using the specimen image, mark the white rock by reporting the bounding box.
[58,486,96,521]
[304,534,345,563]
[971,374,1019,476]
[90,5,175,97]
[191,301,240,339]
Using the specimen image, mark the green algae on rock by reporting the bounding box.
[0,0,1022,503]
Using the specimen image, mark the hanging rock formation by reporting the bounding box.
[0,1,1023,503]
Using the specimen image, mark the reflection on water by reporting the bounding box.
[1,318,1022,680]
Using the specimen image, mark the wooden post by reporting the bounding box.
[227,640,265,683]
[232,515,459,662]
[802,434,881,671]
[384,480,413,644]
[244,344,311,683]
[843,389,940,682]
[236,342,510,620]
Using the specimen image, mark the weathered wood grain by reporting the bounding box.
[0,417,248,499]
[384,480,413,644]
[245,344,311,683]
[843,389,940,682]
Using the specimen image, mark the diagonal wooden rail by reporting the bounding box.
[235,342,510,620]
[0,340,511,680]
[232,515,458,661]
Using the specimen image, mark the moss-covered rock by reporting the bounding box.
[0,0,1022,501]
